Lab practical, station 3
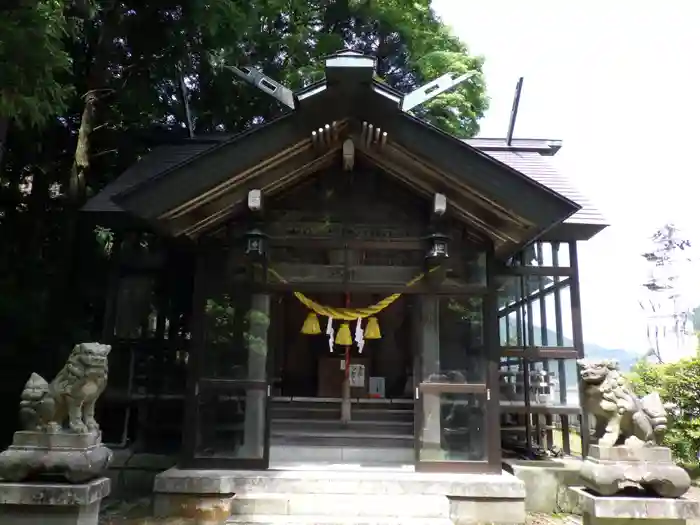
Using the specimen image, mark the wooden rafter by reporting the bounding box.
[175,147,340,237]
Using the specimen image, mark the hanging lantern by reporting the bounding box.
[245,228,267,258]
[301,312,322,335]
[364,316,382,340]
[426,232,450,260]
[335,322,353,346]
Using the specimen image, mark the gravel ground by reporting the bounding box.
[98,488,700,524]
[98,499,586,525]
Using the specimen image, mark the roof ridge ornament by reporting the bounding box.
[209,52,296,110]
[401,71,476,112]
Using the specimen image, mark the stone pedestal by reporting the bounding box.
[154,467,526,524]
[0,431,112,483]
[0,477,110,525]
[580,445,691,498]
[570,486,700,525]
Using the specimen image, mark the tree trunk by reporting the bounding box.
[68,90,98,204]
[0,117,8,170]
[49,2,120,340]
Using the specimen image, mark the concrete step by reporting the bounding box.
[271,407,413,423]
[269,445,413,465]
[271,430,413,448]
[271,419,412,436]
[227,517,452,525]
[230,493,449,518]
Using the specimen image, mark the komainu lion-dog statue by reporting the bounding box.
[578,358,669,447]
[19,342,110,434]
[578,358,691,498]
[0,343,113,483]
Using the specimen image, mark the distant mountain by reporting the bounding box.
[506,323,641,391]
[583,341,640,371]
[524,324,640,371]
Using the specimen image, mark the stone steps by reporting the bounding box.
[227,516,452,525]
[270,398,415,453]
[271,430,413,448]
[229,493,450,518]
[271,400,414,424]
[154,467,527,524]
[269,444,413,465]
[271,418,413,435]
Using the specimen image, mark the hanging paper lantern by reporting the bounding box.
[335,322,353,346]
[364,316,381,339]
[301,312,322,335]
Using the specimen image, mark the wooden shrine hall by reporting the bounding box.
[84,51,608,474]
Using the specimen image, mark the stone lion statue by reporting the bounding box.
[19,342,110,434]
[578,359,670,447]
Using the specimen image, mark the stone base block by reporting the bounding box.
[154,467,526,524]
[154,493,235,524]
[450,497,525,525]
[580,445,691,498]
[0,431,113,483]
[0,477,110,525]
[504,458,583,514]
[570,486,700,525]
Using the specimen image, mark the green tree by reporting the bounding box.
[0,0,73,129]
[628,357,700,464]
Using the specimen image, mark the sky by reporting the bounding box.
[431,0,700,354]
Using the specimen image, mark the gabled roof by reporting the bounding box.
[463,139,608,240]
[84,50,593,253]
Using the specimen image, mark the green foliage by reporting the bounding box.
[204,298,268,356]
[628,357,700,464]
[0,0,74,126]
[206,0,487,136]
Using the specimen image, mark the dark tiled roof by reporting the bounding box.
[84,133,606,229]
[464,142,607,227]
[82,142,217,213]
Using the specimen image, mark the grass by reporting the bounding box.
[552,429,583,456]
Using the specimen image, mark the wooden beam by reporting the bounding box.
[498,265,574,277]
[270,263,422,285]
[160,119,350,222]
[356,144,508,245]
[353,91,578,225]
[169,148,339,237]
[386,142,532,230]
[269,235,425,251]
[160,138,310,221]
[500,346,578,359]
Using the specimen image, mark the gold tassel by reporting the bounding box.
[335,322,353,346]
[301,312,321,335]
[364,316,381,339]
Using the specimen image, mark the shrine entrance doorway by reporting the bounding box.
[273,292,414,401]
[269,292,416,467]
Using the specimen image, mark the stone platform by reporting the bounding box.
[0,431,112,484]
[270,444,413,466]
[571,486,700,525]
[0,477,110,525]
[504,458,583,514]
[579,446,691,499]
[153,466,526,525]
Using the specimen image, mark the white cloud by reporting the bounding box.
[432,0,700,353]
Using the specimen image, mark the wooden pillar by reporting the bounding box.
[420,295,441,455]
[569,241,590,456]
[243,293,269,457]
[484,244,502,467]
[100,231,124,342]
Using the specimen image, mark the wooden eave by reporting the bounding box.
[108,79,580,256]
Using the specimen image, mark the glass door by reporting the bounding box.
[414,294,500,473]
[182,249,272,469]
